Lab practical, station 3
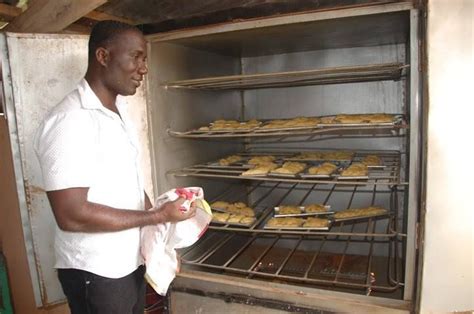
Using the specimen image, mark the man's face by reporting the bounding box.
[103,30,148,96]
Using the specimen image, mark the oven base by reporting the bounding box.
[169,270,411,313]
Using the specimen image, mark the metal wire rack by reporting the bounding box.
[179,224,402,293]
[169,150,405,186]
[163,63,408,90]
[206,180,402,236]
[177,155,405,294]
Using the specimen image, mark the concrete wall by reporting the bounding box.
[420,0,474,312]
[0,118,68,314]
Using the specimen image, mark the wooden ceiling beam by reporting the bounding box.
[84,10,135,24]
[4,0,107,32]
[0,3,22,22]
[0,2,136,33]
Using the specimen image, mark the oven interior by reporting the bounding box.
[146,8,412,301]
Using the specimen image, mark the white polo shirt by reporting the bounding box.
[34,78,145,278]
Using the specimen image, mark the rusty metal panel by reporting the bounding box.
[1,32,150,306]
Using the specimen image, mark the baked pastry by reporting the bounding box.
[302,217,329,228]
[307,162,338,175]
[272,161,306,175]
[212,212,230,223]
[334,207,387,219]
[266,217,304,228]
[226,204,255,217]
[319,116,336,124]
[233,119,261,130]
[240,216,256,225]
[210,119,241,130]
[286,117,319,127]
[227,214,256,225]
[340,163,368,177]
[218,155,243,166]
[213,119,239,125]
[241,162,278,176]
[277,205,302,215]
[261,117,319,129]
[334,114,369,124]
[304,204,327,213]
[211,201,230,209]
[291,151,325,160]
[260,119,288,129]
[227,214,246,223]
[365,114,395,123]
[247,155,276,165]
[210,119,260,131]
[361,155,382,166]
[233,202,247,208]
[322,151,354,161]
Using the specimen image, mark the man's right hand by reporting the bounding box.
[154,197,197,223]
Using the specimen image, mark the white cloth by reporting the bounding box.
[141,187,211,295]
[34,78,145,278]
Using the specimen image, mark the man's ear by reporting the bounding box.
[95,47,109,67]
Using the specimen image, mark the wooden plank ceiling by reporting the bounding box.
[0,0,403,34]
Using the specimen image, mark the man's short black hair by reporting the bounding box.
[88,20,140,61]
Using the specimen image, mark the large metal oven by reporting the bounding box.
[0,2,423,313]
[145,2,421,313]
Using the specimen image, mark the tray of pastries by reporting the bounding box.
[246,155,277,165]
[241,161,279,176]
[274,204,333,217]
[317,113,401,126]
[269,161,307,177]
[197,119,261,133]
[205,154,251,169]
[333,206,388,222]
[360,154,384,168]
[336,163,369,179]
[300,162,339,178]
[286,151,354,162]
[211,212,256,226]
[210,201,257,226]
[257,116,320,132]
[264,216,331,230]
[210,201,255,216]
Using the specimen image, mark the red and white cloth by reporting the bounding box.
[140,187,211,295]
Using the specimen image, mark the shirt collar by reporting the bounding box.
[78,78,104,110]
[78,78,128,117]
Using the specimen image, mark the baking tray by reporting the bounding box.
[316,114,403,127]
[210,203,263,216]
[240,171,273,177]
[299,173,332,179]
[255,125,319,133]
[334,174,369,180]
[267,171,303,178]
[333,211,389,222]
[206,127,260,133]
[263,219,332,231]
[211,217,256,227]
[206,161,252,169]
[274,205,333,217]
[299,161,346,178]
[333,165,369,180]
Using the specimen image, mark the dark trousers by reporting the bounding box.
[57,265,146,314]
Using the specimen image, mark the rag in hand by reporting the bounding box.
[140,187,211,295]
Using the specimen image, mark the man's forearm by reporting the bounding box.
[60,201,161,232]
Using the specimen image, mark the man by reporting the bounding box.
[34,21,195,314]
